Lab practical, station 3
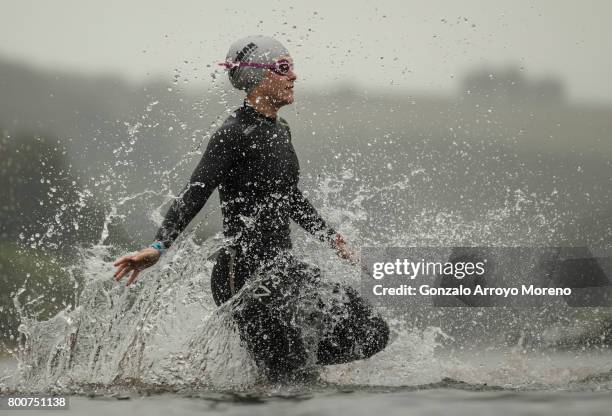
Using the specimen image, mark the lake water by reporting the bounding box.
[3,348,612,416]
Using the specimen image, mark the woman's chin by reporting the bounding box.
[273,91,294,107]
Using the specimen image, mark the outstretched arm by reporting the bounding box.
[288,185,336,243]
[289,186,359,263]
[114,129,237,286]
[154,129,237,249]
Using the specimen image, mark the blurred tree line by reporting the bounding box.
[0,129,133,347]
[1,130,103,245]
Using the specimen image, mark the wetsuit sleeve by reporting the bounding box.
[289,186,337,244]
[154,129,236,248]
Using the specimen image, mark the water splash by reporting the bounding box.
[4,145,612,395]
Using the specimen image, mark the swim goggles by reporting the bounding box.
[218,59,294,76]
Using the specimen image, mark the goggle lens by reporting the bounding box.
[275,61,292,75]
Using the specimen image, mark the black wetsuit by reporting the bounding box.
[155,102,388,380]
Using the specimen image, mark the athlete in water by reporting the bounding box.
[113,36,388,381]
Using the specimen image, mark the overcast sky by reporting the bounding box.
[1,0,611,104]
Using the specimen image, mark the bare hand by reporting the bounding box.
[331,234,360,265]
[113,247,161,286]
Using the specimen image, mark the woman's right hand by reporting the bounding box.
[113,247,161,286]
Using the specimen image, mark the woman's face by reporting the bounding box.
[256,55,297,107]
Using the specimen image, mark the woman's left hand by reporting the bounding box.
[332,233,360,265]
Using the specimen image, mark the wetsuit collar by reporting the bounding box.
[243,100,277,123]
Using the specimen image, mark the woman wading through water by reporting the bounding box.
[113,35,389,382]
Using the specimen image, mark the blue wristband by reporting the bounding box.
[149,241,167,255]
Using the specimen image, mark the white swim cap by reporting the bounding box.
[226,35,290,93]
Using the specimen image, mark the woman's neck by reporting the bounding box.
[245,94,279,119]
